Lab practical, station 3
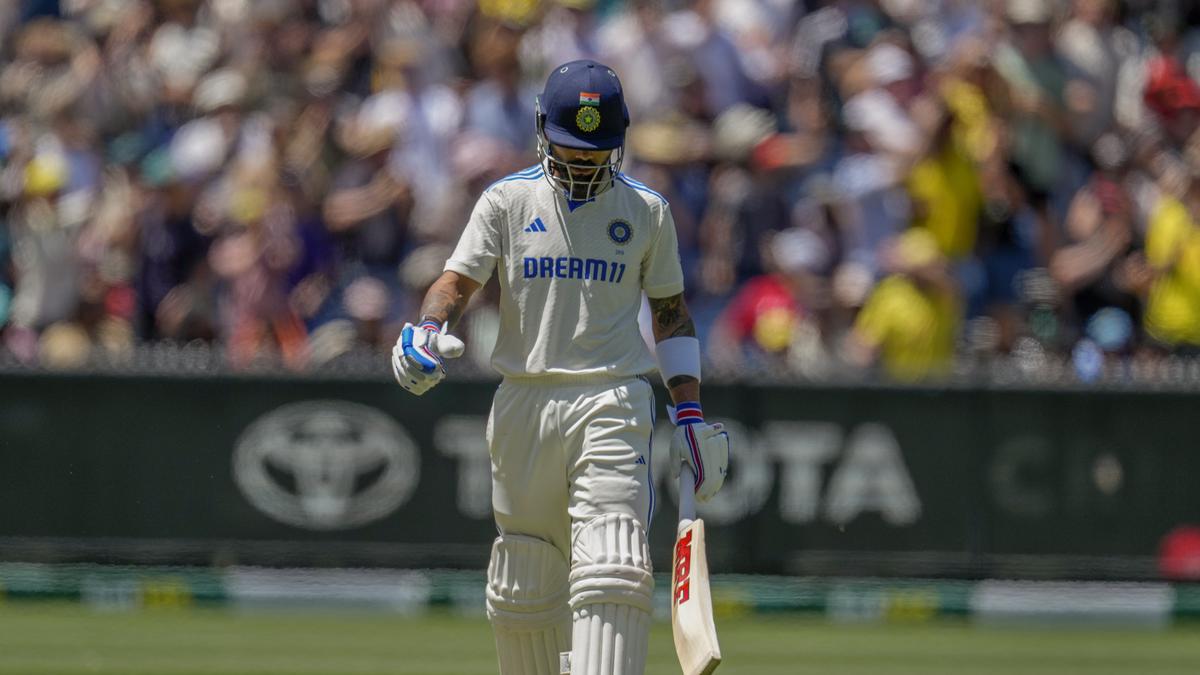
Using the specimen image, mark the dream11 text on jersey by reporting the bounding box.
[523,256,628,284]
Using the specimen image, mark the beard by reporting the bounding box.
[549,162,610,200]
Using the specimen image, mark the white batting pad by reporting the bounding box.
[569,514,654,675]
[486,534,572,675]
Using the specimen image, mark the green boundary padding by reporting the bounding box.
[5,563,1199,622]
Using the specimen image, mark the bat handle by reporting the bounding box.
[679,465,697,523]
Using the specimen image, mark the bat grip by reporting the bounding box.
[679,465,697,522]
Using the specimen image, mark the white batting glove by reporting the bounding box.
[391,321,465,395]
[668,402,730,503]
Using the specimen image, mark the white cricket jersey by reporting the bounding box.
[445,165,685,380]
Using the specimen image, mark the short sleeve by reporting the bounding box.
[641,205,686,298]
[1145,198,1187,271]
[854,279,896,349]
[445,193,502,284]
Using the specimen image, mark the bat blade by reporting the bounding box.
[672,470,721,674]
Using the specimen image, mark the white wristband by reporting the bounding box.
[655,336,701,384]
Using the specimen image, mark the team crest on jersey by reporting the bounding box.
[608,219,632,245]
[576,106,601,133]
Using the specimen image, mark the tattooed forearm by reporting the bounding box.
[648,293,696,342]
[657,291,700,401]
[650,293,701,405]
[419,272,479,330]
[420,285,461,326]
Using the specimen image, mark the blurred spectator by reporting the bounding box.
[1056,0,1125,145]
[1160,525,1200,580]
[847,228,962,380]
[1142,172,1200,351]
[829,47,913,276]
[465,19,532,152]
[1142,14,1200,147]
[1051,133,1141,334]
[906,86,983,261]
[993,0,1072,209]
[709,227,831,373]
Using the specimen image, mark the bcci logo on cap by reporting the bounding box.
[233,401,419,530]
[576,106,601,132]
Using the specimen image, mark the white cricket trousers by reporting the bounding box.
[487,375,657,557]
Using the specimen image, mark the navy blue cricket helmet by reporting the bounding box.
[535,60,630,199]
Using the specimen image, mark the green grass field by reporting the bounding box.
[1,604,1198,674]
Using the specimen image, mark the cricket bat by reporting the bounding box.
[671,466,721,675]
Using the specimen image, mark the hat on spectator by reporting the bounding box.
[149,22,221,91]
[893,227,943,269]
[343,90,409,156]
[38,322,91,369]
[170,118,227,179]
[479,0,541,27]
[867,43,914,86]
[773,228,831,276]
[24,152,68,197]
[712,104,775,162]
[628,120,709,165]
[1143,57,1200,122]
[74,0,130,35]
[1007,0,1054,24]
[193,69,247,113]
[842,89,920,154]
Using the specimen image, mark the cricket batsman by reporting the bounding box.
[391,60,730,675]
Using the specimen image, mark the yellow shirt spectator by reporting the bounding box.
[941,78,997,163]
[854,275,961,381]
[1144,196,1200,346]
[907,135,982,259]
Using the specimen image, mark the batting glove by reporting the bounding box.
[391,321,465,395]
[668,402,730,503]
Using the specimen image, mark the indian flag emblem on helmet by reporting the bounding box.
[579,91,600,106]
[576,106,601,132]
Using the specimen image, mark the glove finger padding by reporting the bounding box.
[670,422,730,503]
[431,332,466,359]
[392,343,442,395]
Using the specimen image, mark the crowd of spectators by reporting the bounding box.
[1,0,1199,381]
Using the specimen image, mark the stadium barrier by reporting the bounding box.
[1,563,1197,626]
[1,372,1198,580]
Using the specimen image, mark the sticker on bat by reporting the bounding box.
[673,529,693,605]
